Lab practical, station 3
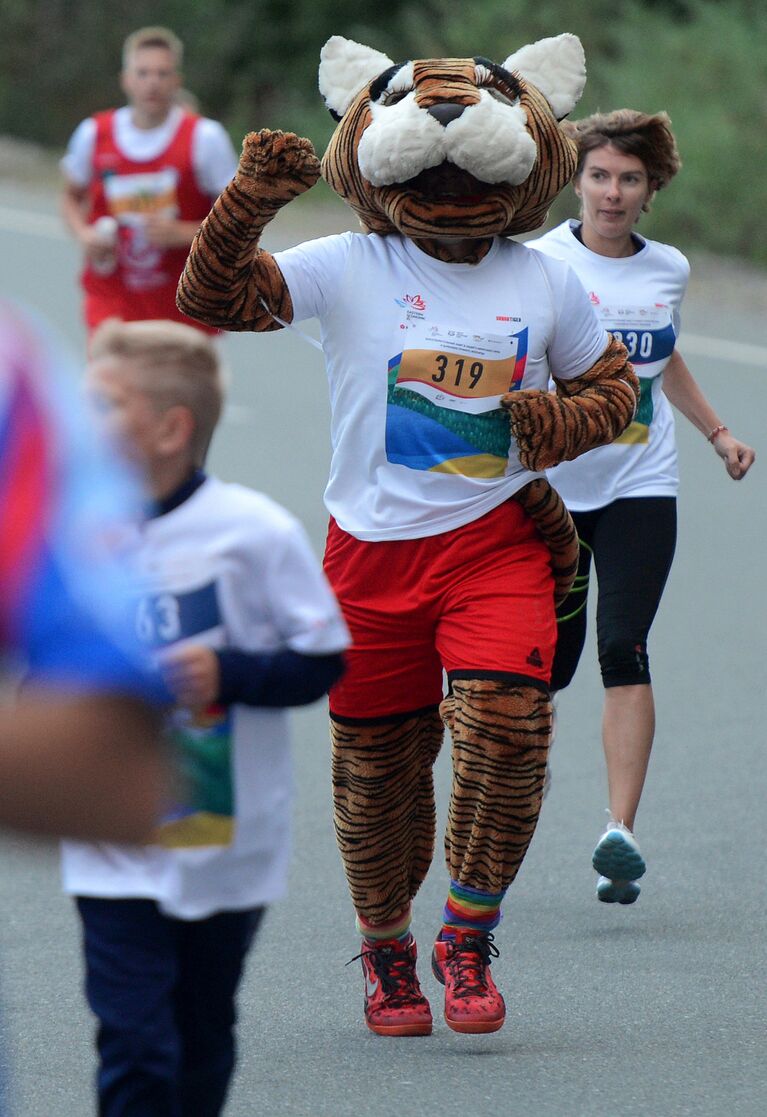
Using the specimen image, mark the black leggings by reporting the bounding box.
[550,497,677,692]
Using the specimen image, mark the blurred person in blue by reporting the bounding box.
[0,298,168,840]
[61,318,349,1117]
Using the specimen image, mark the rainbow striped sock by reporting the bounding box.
[357,904,412,943]
[441,880,504,937]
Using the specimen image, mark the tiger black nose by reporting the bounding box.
[427,102,467,127]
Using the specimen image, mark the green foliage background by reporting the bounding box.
[0,0,764,262]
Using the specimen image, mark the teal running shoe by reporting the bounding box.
[592,819,645,904]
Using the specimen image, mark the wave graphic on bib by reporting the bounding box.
[385,325,527,477]
[156,703,234,849]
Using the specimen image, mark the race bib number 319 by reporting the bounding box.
[394,321,522,414]
[385,319,528,477]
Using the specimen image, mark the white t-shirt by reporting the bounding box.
[275,232,608,541]
[529,219,690,510]
[61,477,350,920]
[61,105,237,197]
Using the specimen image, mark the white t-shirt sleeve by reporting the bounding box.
[60,117,96,187]
[273,234,353,323]
[262,519,350,655]
[544,259,610,381]
[192,118,239,196]
[669,247,690,337]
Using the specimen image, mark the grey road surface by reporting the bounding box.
[0,181,765,1117]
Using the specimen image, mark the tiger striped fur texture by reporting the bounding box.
[330,709,444,926]
[321,55,579,242]
[503,335,639,472]
[178,37,589,318]
[513,479,579,606]
[178,130,319,331]
[174,35,639,950]
[330,681,551,926]
[440,679,551,893]
[178,66,637,467]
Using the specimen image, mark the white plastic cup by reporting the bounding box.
[93,215,118,244]
[91,216,119,274]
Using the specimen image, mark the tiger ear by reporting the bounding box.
[503,33,586,120]
[319,36,395,121]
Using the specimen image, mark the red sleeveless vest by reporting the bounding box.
[83,109,216,333]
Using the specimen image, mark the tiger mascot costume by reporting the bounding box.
[178,32,638,1037]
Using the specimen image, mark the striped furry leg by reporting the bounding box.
[330,709,444,928]
[440,678,552,893]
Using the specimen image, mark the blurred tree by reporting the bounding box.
[0,0,763,262]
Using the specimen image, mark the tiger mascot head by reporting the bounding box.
[319,34,587,241]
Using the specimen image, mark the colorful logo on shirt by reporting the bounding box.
[103,168,180,219]
[596,304,675,446]
[394,293,427,312]
[135,579,235,848]
[156,703,235,848]
[615,376,654,444]
[102,168,181,288]
[385,324,528,477]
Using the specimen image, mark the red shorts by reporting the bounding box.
[324,499,556,719]
[84,286,219,337]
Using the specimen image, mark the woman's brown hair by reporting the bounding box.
[563,109,681,208]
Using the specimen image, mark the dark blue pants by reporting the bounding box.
[76,897,263,1117]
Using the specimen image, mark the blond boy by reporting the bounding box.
[62,320,349,1116]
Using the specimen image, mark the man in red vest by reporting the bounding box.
[60,26,237,336]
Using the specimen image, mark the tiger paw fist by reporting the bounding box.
[502,389,561,471]
[238,129,321,195]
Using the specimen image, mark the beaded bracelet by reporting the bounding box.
[707,424,729,443]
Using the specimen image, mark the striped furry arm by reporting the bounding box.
[177,130,321,331]
[501,335,639,472]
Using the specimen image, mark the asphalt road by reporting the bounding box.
[0,180,765,1117]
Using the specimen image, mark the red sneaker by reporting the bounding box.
[350,936,433,1036]
[431,930,505,1034]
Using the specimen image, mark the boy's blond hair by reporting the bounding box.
[90,319,223,466]
[122,26,183,70]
